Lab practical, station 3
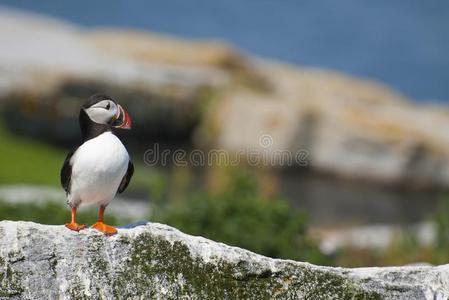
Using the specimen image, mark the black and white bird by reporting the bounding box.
[60,94,134,235]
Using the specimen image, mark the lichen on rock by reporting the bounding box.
[0,221,447,299]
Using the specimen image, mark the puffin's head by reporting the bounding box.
[82,94,132,129]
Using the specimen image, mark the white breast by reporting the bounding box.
[69,131,129,207]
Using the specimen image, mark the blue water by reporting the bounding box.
[1,0,449,101]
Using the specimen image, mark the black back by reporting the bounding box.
[118,161,134,194]
[60,149,75,194]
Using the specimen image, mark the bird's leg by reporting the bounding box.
[65,207,87,231]
[91,205,117,235]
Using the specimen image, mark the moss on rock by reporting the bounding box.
[0,221,446,299]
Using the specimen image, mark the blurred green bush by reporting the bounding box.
[434,197,449,251]
[153,168,329,264]
[336,197,449,267]
[0,200,124,226]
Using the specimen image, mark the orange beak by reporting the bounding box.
[113,104,132,129]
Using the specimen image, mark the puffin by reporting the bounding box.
[60,94,134,235]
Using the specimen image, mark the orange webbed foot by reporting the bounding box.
[65,222,87,232]
[91,222,118,235]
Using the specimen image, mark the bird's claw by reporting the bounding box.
[91,221,117,235]
[65,222,87,231]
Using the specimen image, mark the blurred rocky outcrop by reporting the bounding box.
[206,63,449,188]
[2,9,449,187]
[0,9,249,144]
[1,221,449,299]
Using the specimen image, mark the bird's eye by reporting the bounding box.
[106,103,111,110]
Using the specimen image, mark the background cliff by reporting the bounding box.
[1,10,449,188]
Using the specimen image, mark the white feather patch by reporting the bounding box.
[68,131,129,206]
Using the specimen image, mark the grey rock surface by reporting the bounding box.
[0,221,448,299]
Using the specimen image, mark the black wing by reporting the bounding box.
[60,149,75,194]
[118,160,134,194]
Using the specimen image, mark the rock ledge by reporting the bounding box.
[0,221,448,299]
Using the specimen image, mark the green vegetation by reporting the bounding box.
[153,169,329,264]
[335,197,449,267]
[434,197,449,252]
[0,121,65,185]
[0,200,126,226]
